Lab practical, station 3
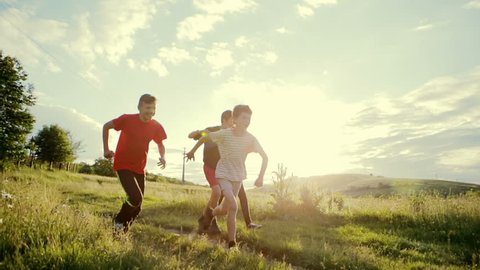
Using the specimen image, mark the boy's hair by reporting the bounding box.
[233,105,252,118]
[138,94,156,107]
[221,110,232,123]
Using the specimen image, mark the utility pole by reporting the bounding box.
[182,147,186,184]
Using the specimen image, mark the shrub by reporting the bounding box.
[270,164,296,214]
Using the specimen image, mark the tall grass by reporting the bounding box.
[1,167,479,269]
[0,168,293,269]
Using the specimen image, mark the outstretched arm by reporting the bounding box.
[186,137,206,161]
[254,148,269,187]
[188,130,201,140]
[102,121,115,159]
[188,126,221,140]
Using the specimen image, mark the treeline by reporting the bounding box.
[0,50,86,172]
[77,158,115,176]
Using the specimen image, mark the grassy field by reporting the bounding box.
[1,168,479,269]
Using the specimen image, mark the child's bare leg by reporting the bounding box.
[214,180,242,244]
[208,184,221,209]
[222,189,238,242]
[213,193,230,216]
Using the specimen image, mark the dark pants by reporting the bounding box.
[219,183,252,225]
[114,170,145,226]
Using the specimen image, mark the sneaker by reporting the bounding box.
[202,207,214,230]
[247,223,262,229]
[197,215,207,234]
[113,220,127,236]
[228,240,237,249]
[209,218,221,234]
[113,220,124,230]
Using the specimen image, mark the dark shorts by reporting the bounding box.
[203,165,219,187]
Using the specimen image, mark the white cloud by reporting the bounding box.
[297,0,337,18]
[464,0,480,9]
[176,14,224,41]
[255,51,278,64]
[413,20,450,32]
[234,38,278,68]
[202,37,278,76]
[66,0,158,64]
[0,8,67,72]
[157,45,193,65]
[80,64,101,86]
[127,58,136,69]
[141,58,169,77]
[235,36,249,48]
[61,0,159,84]
[131,45,193,77]
[67,13,96,63]
[206,43,234,76]
[275,27,290,34]
[347,67,480,181]
[177,0,256,41]
[305,0,337,7]
[297,5,314,17]
[193,0,257,14]
[438,147,480,171]
[413,23,434,32]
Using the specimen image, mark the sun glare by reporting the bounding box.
[211,80,362,178]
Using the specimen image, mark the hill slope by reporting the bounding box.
[256,174,480,197]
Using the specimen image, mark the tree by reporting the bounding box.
[34,124,75,168]
[78,162,94,174]
[0,51,36,170]
[92,157,115,177]
[25,137,37,168]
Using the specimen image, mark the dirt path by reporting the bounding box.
[162,226,303,269]
[164,227,226,246]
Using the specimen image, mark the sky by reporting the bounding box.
[1,0,479,185]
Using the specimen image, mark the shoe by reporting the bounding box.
[123,221,130,233]
[209,218,221,234]
[114,221,124,230]
[113,220,127,236]
[202,207,214,230]
[228,240,237,249]
[197,215,207,234]
[247,223,262,229]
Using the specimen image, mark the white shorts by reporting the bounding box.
[218,179,242,196]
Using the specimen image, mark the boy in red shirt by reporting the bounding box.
[102,94,167,233]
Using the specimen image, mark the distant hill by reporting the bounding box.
[255,174,480,197]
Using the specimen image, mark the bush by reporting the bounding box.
[92,158,115,177]
[270,164,296,214]
[300,185,323,211]
[78,163,93,174]
[327,193,345,212]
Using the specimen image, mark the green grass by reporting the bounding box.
[1,167,479,269]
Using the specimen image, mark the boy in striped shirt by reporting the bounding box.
[186,110,262,235]
[200,105,268,248]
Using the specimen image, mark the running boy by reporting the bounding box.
[199,105,268,248]
[186,110,262,235]
[102,94,167,233]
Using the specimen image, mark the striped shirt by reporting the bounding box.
[208,128,262,181]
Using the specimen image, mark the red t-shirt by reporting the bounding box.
[112,114,167,174]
